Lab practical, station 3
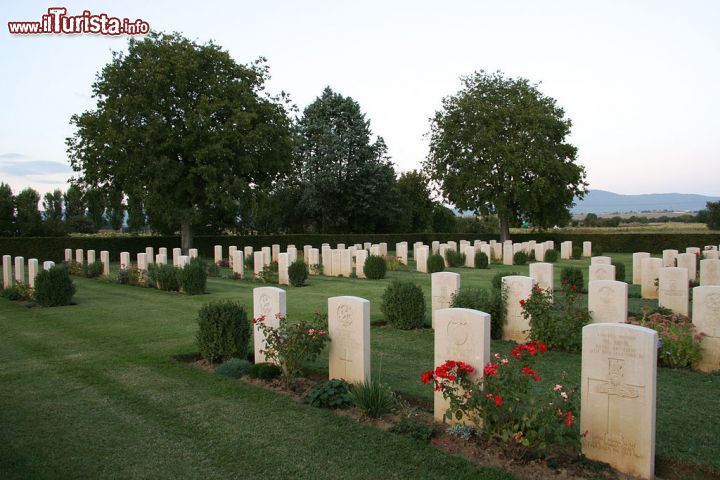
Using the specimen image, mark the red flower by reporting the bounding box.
[538,342,548,353]
[521,366,535,377]
[494,395,504,407]
[484,362,498,377]
[533,374,541,382]
[519,299,526,306]
[565,410,574,427]
[536,287,542,293]
[421,370,434,384]
[485,393,494,399]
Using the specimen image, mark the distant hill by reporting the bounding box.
[571,190,720,214]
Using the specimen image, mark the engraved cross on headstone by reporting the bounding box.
[339,347,353,378]
[588,358,645,434]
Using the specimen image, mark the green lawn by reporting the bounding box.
[1,253,719,478]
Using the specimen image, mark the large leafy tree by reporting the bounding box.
[105,189,124,231]
[42,189,64,235]
[85,187,106,230]
[295,87,399,233]
[63,185,85,219]
[15,188,43,236]
[397,170,434,232]
[67,32,293,249]
[424,71,588,240]
[701,201,720,230]
[0,183,15,236]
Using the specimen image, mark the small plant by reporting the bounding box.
[522,286,590,353]
[391,418,435,442]
[560,267,583,293]
[215,358,253,379]
[427,254,445,273]
[309,263,323,275]
[244,255,254,271]
[83,261,104,278]
[386,256,406,271]
[627,310,704,368]
[451,288,504,340]
[288,260,309,287]
[445,250,466,267]
[196,300,251,363]
[248,362,282,380]
[571,246,582,259]
[257,262,279,284]
[513,251,528,265]
[614,262,626,282]
[491,271,519,290]
[446,424,475,441]
[349,380,396,418]
[381,280,426,329]
[363,255,387,279]
[544,249,559,263]
[475,251,489,269]
[304,379,353,409]
[254,312,329,387]
[148,263,180,291]
[66,260,84,276]
[34,265,75,307]
[179,257,208,295]
[1,283,33,302]
[117,266,141,286]
[207,262,220,277]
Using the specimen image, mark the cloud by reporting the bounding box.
[0,156,73,176]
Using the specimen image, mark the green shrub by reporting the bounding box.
[446,424,476,441]
[381,280,426,329]
[207,262,220,277]
[117,266,141,286]
[148,263,180,291]
[522,286,590,353]
[491,271,519,290]
[427,254,445,273]
[349,380,396,418]
[614,262,626,282]
[445,250,466,267]
[66,260,83,276]
[244,254,254,271]
[257,262,278,283]
[196,300,251,363]
[592,244,603,256]
[215,358,253,379]
[628,312,702,368]
[544,249,559,263]
[288,260,308,287]
[451,288,504,340]
[513,251,528,265]
[474,251,489,269]
[363,255,387,280]
[179,257,207,295]
[1,283,33,301]
[248,362,282,380]
[304,379,353,409]
[390,418,435,442]
[572,246,582,259]
[34,266,76,307]
[560,267,584,292]
[83,261,104,278]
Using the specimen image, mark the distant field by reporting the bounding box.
[512,223,713,234]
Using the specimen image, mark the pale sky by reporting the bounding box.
[1,0,719,197]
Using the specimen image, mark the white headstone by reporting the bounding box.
[633,252,651,285]
[159,247,167,257]
[686,247,701,255]
[704,250,720,260]
[87,249,96,265]
[591,256,611,265]
[100,251,110,275]
[337,243,346,250]
[589,264,616,282]
[253,287,287,364]
[534,243,546,263]
[502,275,535,343]
[331,249,343,277]
[355,250,368,278]
[502,243,513,266]
[431,241,440,254]
[379,242,388,257]
[137,253,147,272]
[692,286,720,372]
[676,253,697,280]
[658,267,689,316]
[14,256,25,284]
[271,244,280,262]
[363,242,372,251]
[120,251,131,269]
[172,248,181,267]
[588,280,628,323]
[27,258,38,288]
[529,262,554,292]
[561,241,572,260]
[492,242,502,262]
[340,249,352,277]
[370,244,381,257]
[253,251,264,276]
[278,253,289,285]
[213,245,222,264]
[463,245,475,267]
[431,272,461,328]
[232,250,244,278]
[641,257,662,299]
[321,246,332,276]
[700,259,720,286]
[155,254,167,265]
[396,242,408,265]
[262,247,271,266]
[75,249,84,265]
[244,246,253,258]
[303,245,312,264]
[416,245,429,273]
[145,247,154,264]
[64,248,72,262]
[328,296,371,383]
[308,248,320,275]
[287,246,297,265]
[662,249,678,267]
[433,308,491,423]
[42,260,55,271]
[189,248,198,259]
[583,241,592,257]
[179,255,189,268]
[581,323,657,480]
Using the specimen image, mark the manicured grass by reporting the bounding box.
[1,253,719,478]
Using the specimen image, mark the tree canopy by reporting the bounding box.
[423,70,588,240]
[66,32,294,249]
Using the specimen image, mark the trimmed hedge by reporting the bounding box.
[2,232,719,261]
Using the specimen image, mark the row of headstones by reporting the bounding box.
[430,263,720,373]
[633,248,720,289]
[1,255,56,289]
[63,247,201,274]
[433,305,659,479]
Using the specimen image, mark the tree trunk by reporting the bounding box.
[181,221,193,253]
[499,216,510,243]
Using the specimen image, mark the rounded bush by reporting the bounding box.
[363,255,387,280]
[572,246,582,260]
[179,257,208,295]
[544,249,559,263]
[614,262,626,282]
[513,251,528,265]
[445,250,465,267]
[288,260,309,287]
[148,263,180,291]
[248,362,282,380]
[84,261,104,278]
[381,280,426,329]
[491,271,520,290]
[215,358,253,378]
[427,254,445,273]
[196,300,251,363]
[451,288,504,339]
[560,267,583,292]
[475,251,489,269]
[34,265,76,307]
[305,379,353,409]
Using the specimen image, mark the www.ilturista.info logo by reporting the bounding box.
[8,7,150,35]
